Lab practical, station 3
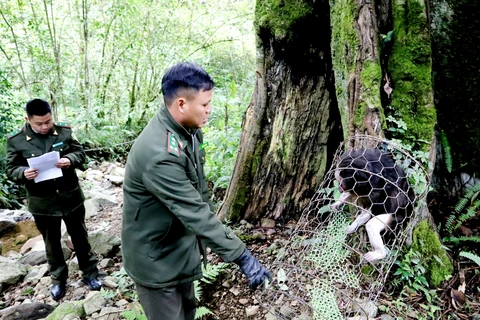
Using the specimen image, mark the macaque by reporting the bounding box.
[330,148,414,262]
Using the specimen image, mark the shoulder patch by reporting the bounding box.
[54,121,71,128]
[8,128,23,139]
[167,132,180,157]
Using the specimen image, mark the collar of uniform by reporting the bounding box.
[158,106,194,144]
[24,123,54,138]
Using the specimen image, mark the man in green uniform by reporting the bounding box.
[6,99,102,300]
[122,62,271,320]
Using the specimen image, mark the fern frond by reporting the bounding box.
[445,214,457,233]
[195,306,214,319]
[454,207,477,230]
[200,262,229,284]
[194,280,203,302]
[455,198,469,214]
[445,236,480,245]
[463,183,480,200]
[459,251,480,267]
[440,130,452,173]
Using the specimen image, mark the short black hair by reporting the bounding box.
[26,99,51,118]
[161,62,215,106]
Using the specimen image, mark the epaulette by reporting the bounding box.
[54,121,71,128]
[7,127,23,139]
[167,132,180,157]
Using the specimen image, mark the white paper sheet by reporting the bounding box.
[27,151,63,183]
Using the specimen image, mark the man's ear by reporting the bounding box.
[177,97,187,114]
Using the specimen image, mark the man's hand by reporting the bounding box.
[56,158,71,169]
[24,168,38,180]
[234,249,272,290]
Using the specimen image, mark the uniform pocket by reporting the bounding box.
[22,151,42,159]
[147,221,173,260]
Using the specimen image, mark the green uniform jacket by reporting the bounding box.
[6,122,85,216]
[122,106,245,288]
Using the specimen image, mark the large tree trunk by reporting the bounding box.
[217,0,343,223]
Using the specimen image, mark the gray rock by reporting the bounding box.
[102,279,118,289]
[0,256,28,285]
[105,175,123,186]
[68,256,79,273]
[83,291,106,315]
[95,307,122,320]
[20,235,44,254]
[351,299,378,318]
[85,190,117,207]
[0,302,53,320]
[85,170,104,182]
[24,264,49,284]
[72,287,86,301]
[0,218,16,236]
[380,315,395,320]
[84,198,100,219]
[20,251,47,266]
[0,209,32,222]
[113,167,125,177]
[45,301,85,320]
[88,231,121,257]
[99,258,114,268]
[245,305,260,317]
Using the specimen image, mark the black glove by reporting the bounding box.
[234,249,272,290]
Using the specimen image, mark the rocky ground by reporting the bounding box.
[0,161,479,319]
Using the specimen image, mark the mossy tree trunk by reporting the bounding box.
[330,0,384,146]
[217,0,343,223]
[332,0,436,149]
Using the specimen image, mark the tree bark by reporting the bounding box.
[218,0,343,223]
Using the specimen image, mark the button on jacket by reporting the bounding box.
[122,106,245,288]
[6,123,85,216]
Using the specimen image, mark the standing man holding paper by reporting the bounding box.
[5,99,101,301]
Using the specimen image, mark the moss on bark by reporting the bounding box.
[255,0,312,40]
[388,0,436,146]
[411,220,453,287]
[330,0,359,137]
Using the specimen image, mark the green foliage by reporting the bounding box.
[410,220,453,287]
[439,130,453,173]
[393,249,431,299]
[0,70,24,209]
[444,236,480,245]
[199,262,229,285]
[379,292,442,320]
[0,0,256,166]
[20,287,34,296]
[194,262,229,319]
[459,251,480,267]
[255,0,312,39]
[203,127,241,189]
[110,267,137,301]
[100,287,117,300]
[445,183,480,234]
[122,303,147,320]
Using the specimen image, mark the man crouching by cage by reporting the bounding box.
[330,148,415,262]
[121,62,271,320]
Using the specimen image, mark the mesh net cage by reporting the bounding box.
[256,135,430,320]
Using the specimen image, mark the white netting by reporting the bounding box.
[257,135,429,319]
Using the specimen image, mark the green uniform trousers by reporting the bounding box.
[136,281,196,320]
[33,205,98,285]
